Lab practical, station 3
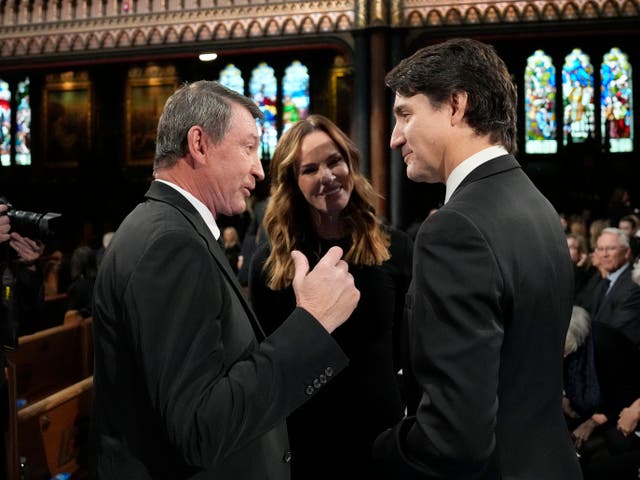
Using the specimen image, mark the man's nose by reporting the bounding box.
[390,124,404,149]
[253,156,265,181]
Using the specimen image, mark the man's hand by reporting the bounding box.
[618,398,640,436]
[9,232,45,266]
[291,246,360,333]
[0,204,10,243]
[572,414,606,449]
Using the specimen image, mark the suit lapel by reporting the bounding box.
[145,181,266,342]
[598,266,630,315]
[449,154,521,202]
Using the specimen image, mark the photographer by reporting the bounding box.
[1,203,46,478]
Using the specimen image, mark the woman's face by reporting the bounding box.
[296,130,353,218]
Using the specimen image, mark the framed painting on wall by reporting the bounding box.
[43,72,92,168]
[126,65,178,166]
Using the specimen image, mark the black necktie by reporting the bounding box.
[595,277,611,315]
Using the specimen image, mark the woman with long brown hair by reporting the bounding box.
[249,114,413,479]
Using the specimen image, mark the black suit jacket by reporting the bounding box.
[374,155,582,479]
[90,181,348,479]
[592,265,640,347]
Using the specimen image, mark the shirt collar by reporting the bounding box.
[445,145,509,204]
[607,262,629,290]
[155,179,220,240]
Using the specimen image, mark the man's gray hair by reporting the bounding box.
[599,227,630,248]
[154,80,262,173]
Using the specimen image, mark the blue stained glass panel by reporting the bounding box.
[601,48,633,153]
[524,50,557,154]
[562,48,595,145]
[282,60,310,133]
[16,77,31,166]
[0,79,11,166]
[249,62,278,160]
[218,64,245,95]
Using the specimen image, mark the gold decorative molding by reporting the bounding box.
[0,1,637,62]
[401,0,639,27]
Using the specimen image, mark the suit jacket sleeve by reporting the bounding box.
[605,275,640,346]
[125,229,348,469]
[374,210,503,479]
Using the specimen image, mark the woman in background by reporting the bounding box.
[249,114,414,480]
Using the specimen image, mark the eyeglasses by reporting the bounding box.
[595,246,622,253]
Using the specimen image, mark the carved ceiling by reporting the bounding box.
[0,0,637,63]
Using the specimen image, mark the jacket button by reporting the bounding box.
[305,385,314,396]
[283,451,292,463]
[319,374,327,383]
[313,378,321,389]
[325,366,334,377]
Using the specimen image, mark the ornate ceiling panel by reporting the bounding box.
[0,0,637,62]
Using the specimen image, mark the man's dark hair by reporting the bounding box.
[385,37,518,154]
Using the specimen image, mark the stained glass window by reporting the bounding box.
[16,77,31,166]
[282,60,310,133]
[249,62,278,160]
[0,79,11,166]
[601,48,633,153]
[524,50,557,154]
[218,64,245,95]
[562,48,595,145]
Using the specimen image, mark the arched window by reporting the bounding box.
[601,47,633,153]
[218,64,245,95]
[524,50,557,154]
[281,60,310,133]
[16,77,31,166]
[249,62,278,160]
[0,79,11,166]
[562,48,595,145]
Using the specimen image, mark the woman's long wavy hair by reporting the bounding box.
[263,114,390,290]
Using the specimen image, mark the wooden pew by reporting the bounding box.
[4,317,93,480]
[42,293,69,330]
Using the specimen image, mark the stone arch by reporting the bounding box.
[133,29,147,46]
[522,3,540,21]
[230,21,246,38]
[301,16,315,33]
[444,8,463,24]
[484,5,502,23]
[181,25,196,42]
[541,2,561,21]
[116,30,131,48]
[214,23,229,40]
[265,18,280,36]
[282,18,297,35]
[27,37,43,55]
[425,9,443,26]
[57,35,71,53]
[335,14,352,30]
[503,4,520,22]
[248,20,263,37]
[165,27,180,44]
[196,24,212,41]
[464,7,482,24]
[407,10,424,27]
[71,34,85,51]
[87,33,100,50]
[148,27,163,45]
[318,15,333,32]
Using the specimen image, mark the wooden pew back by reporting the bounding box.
[4,317,93,480]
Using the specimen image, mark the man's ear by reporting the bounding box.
[186,125,208,166]
[450,91,468,126]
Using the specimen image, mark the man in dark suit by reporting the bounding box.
[572,228,640,456]
[90,81,360,479]
[373,38,582,479]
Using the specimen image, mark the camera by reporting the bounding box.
[0,198,63,241]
